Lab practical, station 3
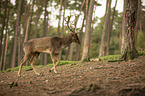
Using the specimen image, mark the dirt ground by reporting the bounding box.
[0,56,145,96]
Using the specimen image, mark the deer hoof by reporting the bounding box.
[18,74,21,77]
[54,70,58,73]
[36,73,40,76]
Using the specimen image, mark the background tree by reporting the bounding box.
[121,0,126,54]
[120,0,138,60]
[0,0,8,70]
[11,0,23,68]
[34,0,41,38]
[81,0,95,61]
[106,0,117,56]
[40,0,49,65]
[99,0,112,57]
[134,0,141,47]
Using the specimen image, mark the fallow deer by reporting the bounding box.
[18,16,81,77]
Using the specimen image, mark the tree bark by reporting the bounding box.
[69,43,74,61]
[120,0,138,60]
[74,15,85,61]
[3,33,8,70]
[106,11,111,56]
[81,0,95,61]
[57,0,63,36]
[74,0,85,61]
[43,0,48,65]
[121,0,126,54]
[3,2,10,70]
[0,0,8,70]
[99,0,112,57]
[61,0,66,37]
[28,0,35,40]
[106,0,116,56]
[134,0,141,47]
[34,0,40,38]
[65,47,70,60]
[24,7,31,66]
[11,0,23,68]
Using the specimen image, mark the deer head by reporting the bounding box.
[65,16,81,45]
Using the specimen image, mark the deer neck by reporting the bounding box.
[62,34,73,48]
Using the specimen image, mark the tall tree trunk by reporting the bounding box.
[69,15,79,61]
[120,0,138,60]
[57,0,62,36]
[40,0,49,65]
[0,0,8,70]
[106,16,111,56]
[60,0,66,60]
[74,0,85,61]
[74,15,85,61]
[134,0,141,47]
[22,3,28,44]
[69,43,74,61]
[99,0,112,57]
[18,22,22,66]
[0,40,4,70]
[43,0,48,65]
[24,15,30,43]
[61,0,66,37]
[81,0,95,61]
[3,33,8,70]
[24,9,31,66]
[65,47,70,60]
[11,0,23,68]
[121,0,126,54]
[106,0,117,55]
[3,2,10,70]
[34,0,40,38]
[28,0,35,38]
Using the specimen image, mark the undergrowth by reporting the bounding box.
[99,51,145,62]
[99,55,121,60]
[1,51,145,73]
[1,61,80,72]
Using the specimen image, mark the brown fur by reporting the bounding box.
[18,33,80,77]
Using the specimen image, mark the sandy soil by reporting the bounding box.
[0,56,145,96]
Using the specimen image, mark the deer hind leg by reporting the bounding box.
[18,54,31,77]
[30,53,40,75]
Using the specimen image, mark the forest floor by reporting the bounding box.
[0,55,145,96]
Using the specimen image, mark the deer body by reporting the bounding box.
[24,36,72,54]
[18,33,80,77]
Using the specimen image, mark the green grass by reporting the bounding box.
[98,51,145,62]
[99,55,121,60]
[2,61,80,72]
[138,51,145,56]
[5,66,33,72]
[1,51,145,72]
[46,61,80,67]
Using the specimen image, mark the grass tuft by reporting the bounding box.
[99,55,121,61]
[46,61,80,67]
[138,51,145,56]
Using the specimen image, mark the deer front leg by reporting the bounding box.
[50,52,58,73]
[50,52,61,71]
